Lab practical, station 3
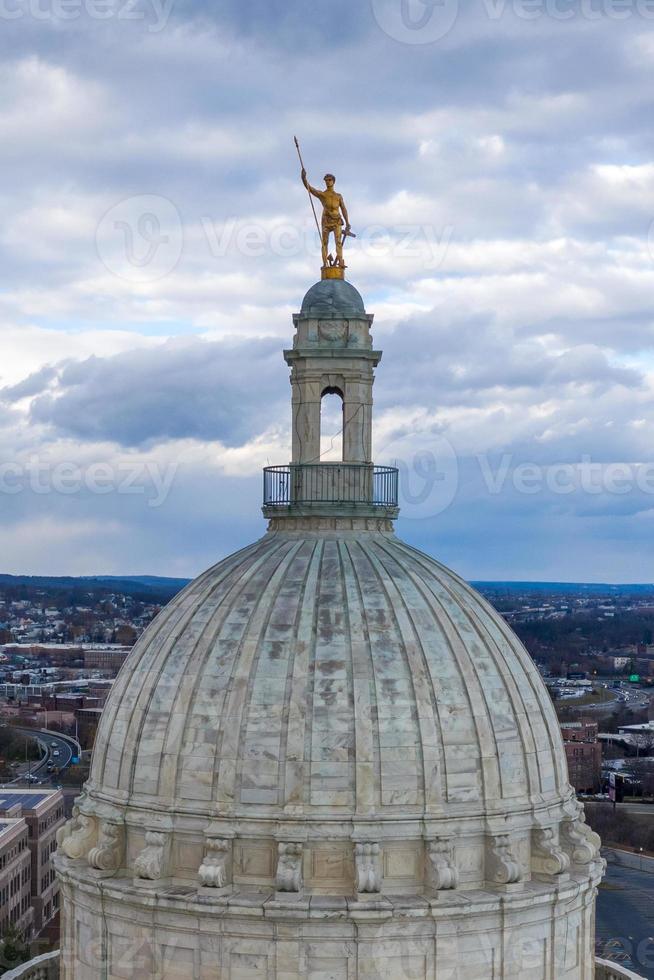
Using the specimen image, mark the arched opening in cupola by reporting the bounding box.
[320,387,344,461]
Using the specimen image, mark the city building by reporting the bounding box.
[561,722,602,793]
[0,790,65,934]
[0,818,33,938]
[82,648,130,672]
[53,275,605,978]
[75,707,103,750]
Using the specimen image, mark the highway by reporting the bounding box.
[581,681,651,712]
[5,727,78,786]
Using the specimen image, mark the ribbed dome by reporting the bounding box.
[89,527,568,821]
[300,278,366,317]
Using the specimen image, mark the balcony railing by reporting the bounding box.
[2,951,60,979]
[595,959,646,979]
[263,463,398,510]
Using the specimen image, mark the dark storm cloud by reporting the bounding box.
[5,339,286,447]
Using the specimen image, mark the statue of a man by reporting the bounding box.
[301,168,351,268]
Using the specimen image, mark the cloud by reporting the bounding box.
[0,1,653,577]
[2,338,286,448]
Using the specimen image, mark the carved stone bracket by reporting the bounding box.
[275,842,303,893]
[56,805,80,850]
[531,827,570,878]
[561,816,600,866]
[59,810,98,862]
[426,838,458,892]
[134,831,168,881]
[199,837,231,889]
[88,820,125,872]
[486,834,522,886]
[355,842,382,894]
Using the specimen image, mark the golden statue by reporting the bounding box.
[295,137,355,280]
[301,169,352,272]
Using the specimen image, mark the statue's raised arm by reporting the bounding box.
[301,168,324,202]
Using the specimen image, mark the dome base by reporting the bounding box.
[57,855,602,979]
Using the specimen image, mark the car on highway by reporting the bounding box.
[50,741,57,748]
[52,750,60,757]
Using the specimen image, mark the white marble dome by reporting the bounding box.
[89,528,568,823]
[56,278,603,980]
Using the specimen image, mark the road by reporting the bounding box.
[4,728,77,786]
[582,682,651,713]
[616,803,654,816]
[597,861,654,977]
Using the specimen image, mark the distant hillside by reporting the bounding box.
[0,574,190,603]
[473,581,654,596]
[90,575,192,591]
[2,574,653,607]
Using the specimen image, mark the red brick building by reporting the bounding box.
[561,721,602,793]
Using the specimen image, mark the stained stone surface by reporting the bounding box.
[88,528,566,819]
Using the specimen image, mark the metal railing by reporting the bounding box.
[596,958,646,979]
[2,951,60,980]
[263,464,398,509]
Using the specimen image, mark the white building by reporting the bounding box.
[50,277,615,978]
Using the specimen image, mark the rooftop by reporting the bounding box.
[0,790,60,812]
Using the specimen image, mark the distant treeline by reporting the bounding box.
[0,574,190,605]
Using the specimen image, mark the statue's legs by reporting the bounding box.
[334,226,344,267]
[321,225,344,267]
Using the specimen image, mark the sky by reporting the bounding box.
[1,0,654,581]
